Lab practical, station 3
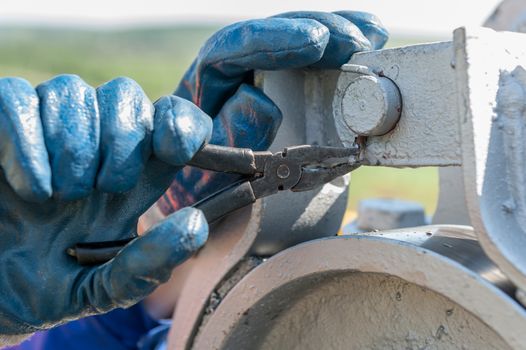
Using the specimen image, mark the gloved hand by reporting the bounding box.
[148,11,389,219]
[0,75,212,344]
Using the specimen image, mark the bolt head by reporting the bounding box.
[341,75,402,136]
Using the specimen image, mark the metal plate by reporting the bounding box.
[334,41,462,167]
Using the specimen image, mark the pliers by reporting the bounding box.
[68,143,361,264]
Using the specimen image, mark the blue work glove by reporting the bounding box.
[0,75,212,345]
[152,11,388,218]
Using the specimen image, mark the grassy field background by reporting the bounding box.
[0,26,439,216]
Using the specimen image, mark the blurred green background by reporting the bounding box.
[0,26,438,216]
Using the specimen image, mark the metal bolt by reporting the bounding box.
[276,164,290,179]
[341,74,402,136]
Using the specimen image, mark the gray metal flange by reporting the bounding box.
[456,26,526,294]
[191,226,526,350]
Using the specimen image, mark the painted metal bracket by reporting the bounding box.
[456,27,526,292]
[334,27,526,292]
[334,41,461,167]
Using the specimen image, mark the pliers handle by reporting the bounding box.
[68,143,360,264]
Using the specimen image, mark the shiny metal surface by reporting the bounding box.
[421,235,514,294]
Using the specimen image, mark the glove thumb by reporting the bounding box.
[77,207,208,312]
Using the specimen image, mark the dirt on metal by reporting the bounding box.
[260,273,510,350]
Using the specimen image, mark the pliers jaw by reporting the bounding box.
[291,161,360,192]
[285,145,361,192]
[250,145,360,196]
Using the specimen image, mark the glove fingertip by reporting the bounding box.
[4,169,52,203]
[298,18,331,56]
[83,208,208,310]
[273,11,372,68]
[7,150,53,203]
[119,206,208,276]
[18,172,52,203]
[153,96,213,166]
[212,84,282,150]
[0,77,53,202]
[96,76,154,194]
[334,11,389,50]
[271,17,331,64]
[156,207,209,255]
[37,74,100,201]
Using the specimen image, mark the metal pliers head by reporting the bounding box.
[69,143,361,265]
[250,145,361,197]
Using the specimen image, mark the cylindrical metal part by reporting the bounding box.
[340,74,402,136]
[191,226,526,350]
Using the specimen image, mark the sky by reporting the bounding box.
[0,0,503,36]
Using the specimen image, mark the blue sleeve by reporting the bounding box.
[4,302,161,350]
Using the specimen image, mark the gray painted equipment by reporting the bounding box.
[167,7,526,348]
[193,227,524,349]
